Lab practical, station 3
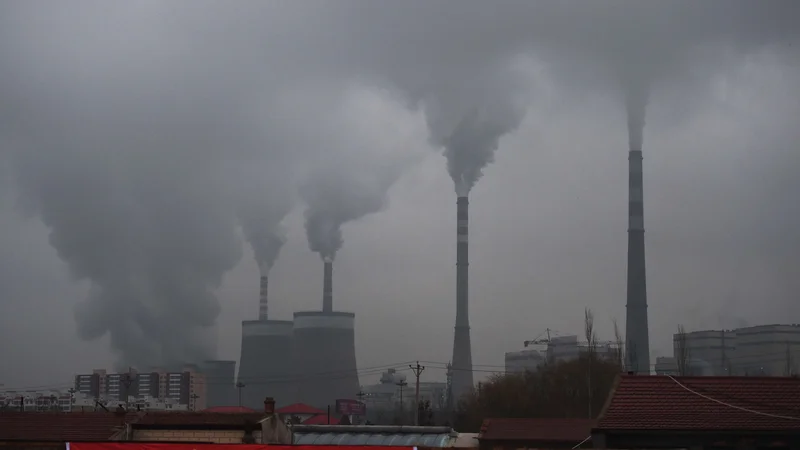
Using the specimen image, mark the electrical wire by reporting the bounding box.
[667,375,800,421]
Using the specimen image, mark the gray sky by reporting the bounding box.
[0,0,798,390]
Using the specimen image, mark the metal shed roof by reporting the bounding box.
[291,425,458,447]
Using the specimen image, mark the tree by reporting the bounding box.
[611,318,625,371]
[454,354,620,432]
[675,325,690,376]
[417,400,435,425]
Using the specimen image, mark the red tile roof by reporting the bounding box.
[277,403,325,415]
[479,418,595,443]
[0,412,131,441]
[202,406,258,413]
[133,412,265,426]
[597,375,800,431]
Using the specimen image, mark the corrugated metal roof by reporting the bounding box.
[291,425,459,447]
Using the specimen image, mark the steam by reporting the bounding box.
[400,67,526,197]
[235,165,294,275]
[301,164,399,261]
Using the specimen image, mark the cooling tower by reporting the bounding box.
[625,149,651,374]
[200,360,236,407]
[292,259,358,409]
[450,196,474,401]
[238,319,294,408]
[292,311,359,409]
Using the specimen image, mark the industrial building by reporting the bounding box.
[504,349,544,374]
[672,323,800,376]
[506,334,620,373]
[237,274,295,409]
[292,258,359,409]
[200,360,236,408]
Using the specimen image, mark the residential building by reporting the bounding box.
[74,365,206,410]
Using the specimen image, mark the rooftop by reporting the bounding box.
[597,374,800,431]
[0,412,133,441]
[291,425,459,447]
[479,418,595,444]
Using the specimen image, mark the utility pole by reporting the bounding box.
[236,382,246,407]
[786,342,794,376]
[396,380,408,425]
[190,393,199,411]
[356,388,366,403]
[121,368,136,409]
[409,362,425,425]
[68,388,76,412]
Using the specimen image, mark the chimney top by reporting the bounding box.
[264,397,276,415]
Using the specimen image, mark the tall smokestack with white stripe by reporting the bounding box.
[323,257,333,313]
[450,195,474,400]
[625,148,651,374]
[258,275,269,320]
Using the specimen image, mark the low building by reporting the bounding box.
[592,374,800,449]
[0,390,75,412]
[479,418,595,449]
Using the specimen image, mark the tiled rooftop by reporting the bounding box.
[597,375,800,431]
[0,412,131,441]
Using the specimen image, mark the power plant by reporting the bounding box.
[292,258,359,408]
[200,359,236,408]
[237,275,294,408]
[450,195,474,401]
[625,147,651,374]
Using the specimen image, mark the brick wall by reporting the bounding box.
[131,429,263,444]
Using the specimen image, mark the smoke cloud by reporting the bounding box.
[421,67,527,196]
[302,163,404,261]
[235,164,294,275]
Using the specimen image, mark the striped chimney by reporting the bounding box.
[625,148,651,374]
[258,276,269,320]
[323,257,333,312]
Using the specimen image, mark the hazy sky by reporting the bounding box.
[0,0,798,390]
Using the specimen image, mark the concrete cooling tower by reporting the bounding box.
[200,360,236,408]
[292,259,359,409]
[237,275,294,408]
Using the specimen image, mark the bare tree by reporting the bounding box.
[675,325,690,376]
[611,318,625,371]
[584,308,597,356]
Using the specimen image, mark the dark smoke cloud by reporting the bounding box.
[0,0,798,371]
[421,66,527,196]
[0,1,335,368]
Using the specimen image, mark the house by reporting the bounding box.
[592,374,800,449]
[478,418,595,449]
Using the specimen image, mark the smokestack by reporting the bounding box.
[323,258,333,312]
[624,149,651,374]
[259,276,269,320]
[450,196,474,400]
